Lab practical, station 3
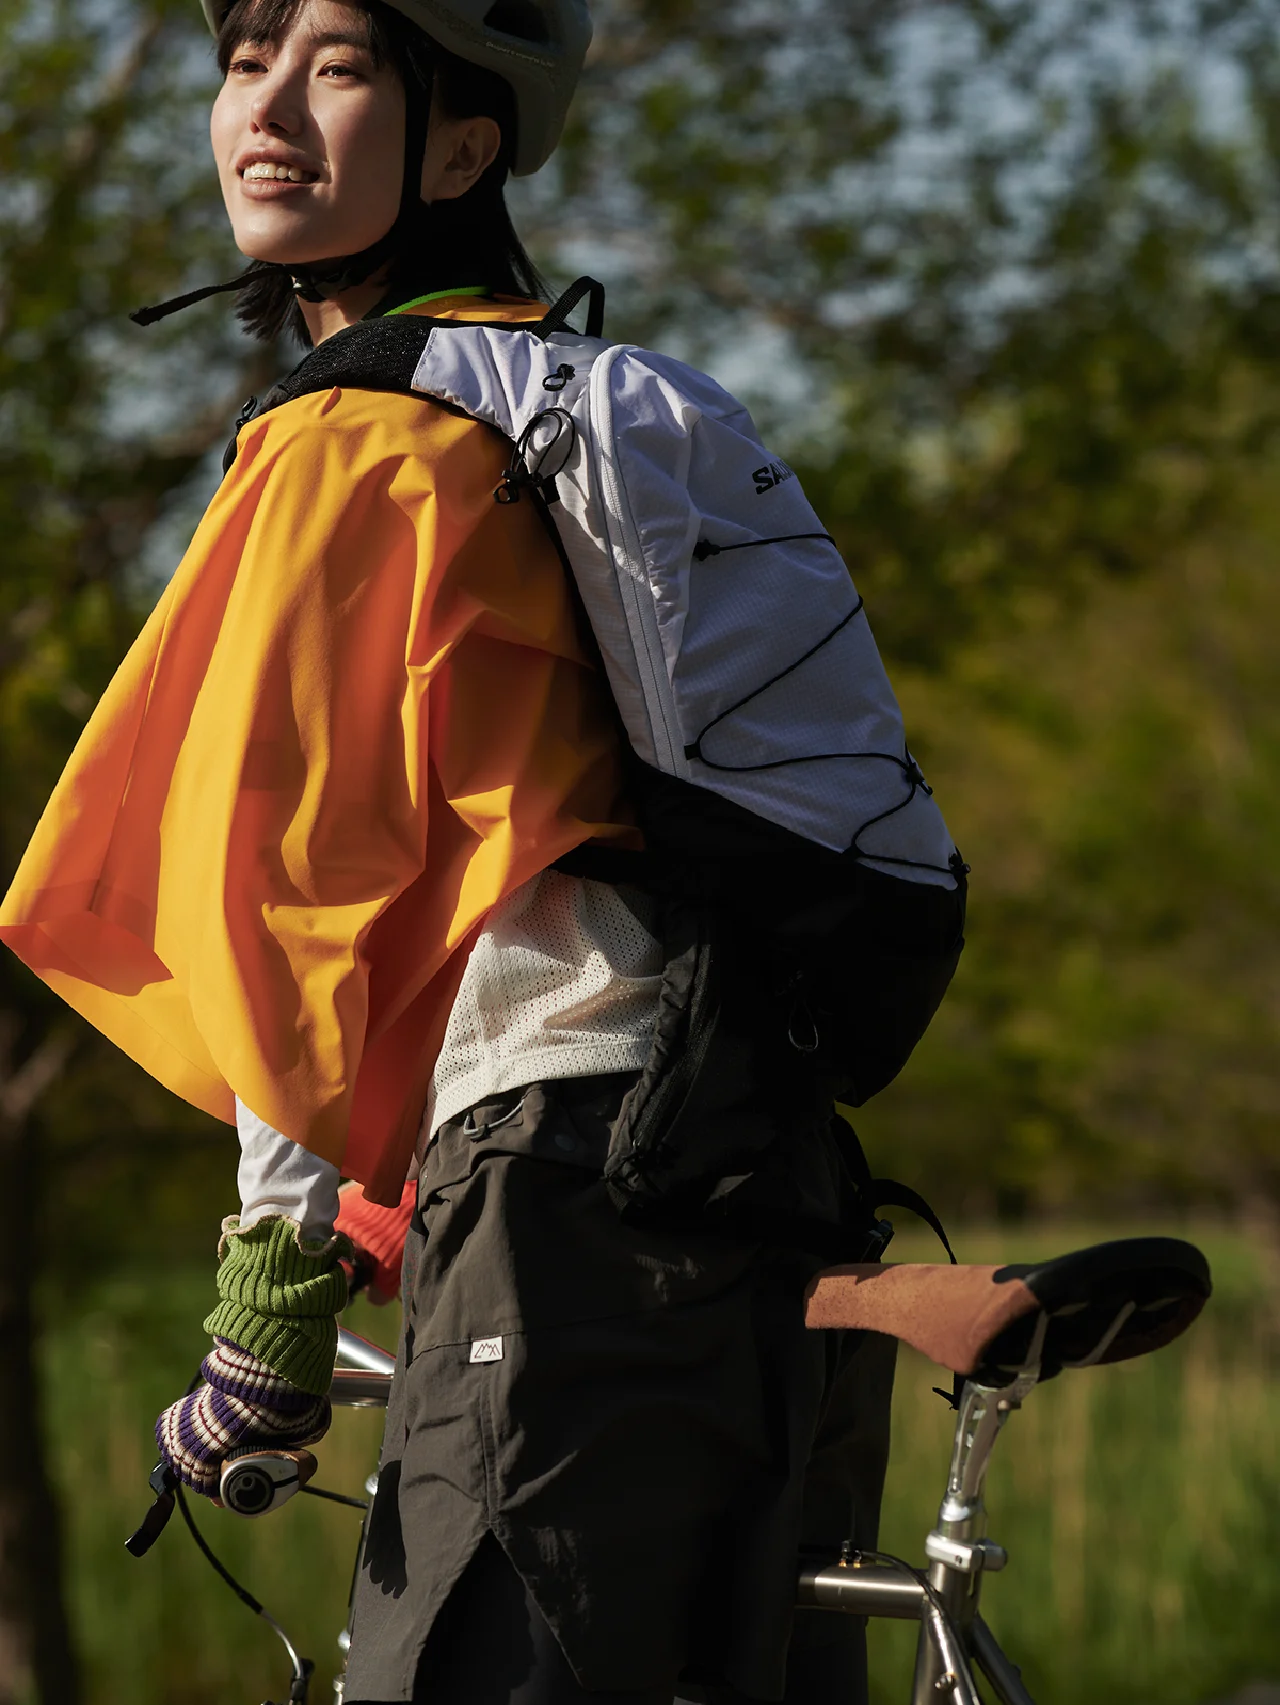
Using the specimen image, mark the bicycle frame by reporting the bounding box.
[330,1328,1041,1705]
[797,1361,1042,1705]
[332,1331,396,1705]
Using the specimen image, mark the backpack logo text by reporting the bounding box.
[753,460,796,495]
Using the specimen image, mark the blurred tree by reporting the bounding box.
[535,0,1280,649]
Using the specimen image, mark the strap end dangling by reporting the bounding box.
[130,268,263,327]
[125,1463,177,1557]
[130,297,199,327]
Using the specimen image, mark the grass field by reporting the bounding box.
[868,1225,1280,1705]
[42,1223,1280,1705]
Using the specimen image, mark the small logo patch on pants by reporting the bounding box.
[469,1336,503,1364]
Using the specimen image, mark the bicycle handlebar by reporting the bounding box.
[211,1329,394,1518]
[331,1328,395,1407]
[220,1448,317,1517]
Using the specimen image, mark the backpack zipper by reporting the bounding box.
[587,347,686,777]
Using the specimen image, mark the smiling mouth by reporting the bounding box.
[241,162,319,183]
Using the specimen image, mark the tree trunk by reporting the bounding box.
[0,1031,80,1705]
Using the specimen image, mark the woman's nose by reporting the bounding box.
[249,74,305,139]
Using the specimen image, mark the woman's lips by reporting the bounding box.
[237,174,320,199]
[237,161,321,198]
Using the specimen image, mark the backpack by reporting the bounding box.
[227,279,967,1248]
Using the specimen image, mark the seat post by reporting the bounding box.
[910,1363,1039,1703]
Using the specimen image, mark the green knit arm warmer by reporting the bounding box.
[202,1215,352,1397]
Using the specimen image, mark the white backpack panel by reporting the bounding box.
[412,326,957,885]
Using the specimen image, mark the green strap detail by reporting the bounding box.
[384,286,489,316]
[203,1215,351,1397]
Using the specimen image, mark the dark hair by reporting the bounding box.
[216,0,547,345]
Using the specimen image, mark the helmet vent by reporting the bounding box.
[484,1,550,43]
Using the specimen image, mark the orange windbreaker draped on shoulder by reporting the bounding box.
[0,301,634,1202]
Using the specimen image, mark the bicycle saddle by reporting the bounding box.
[804,1236,1211,1385]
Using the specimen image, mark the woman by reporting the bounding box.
[0,2,895,1700]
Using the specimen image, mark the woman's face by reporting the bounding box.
[211,0,407,265]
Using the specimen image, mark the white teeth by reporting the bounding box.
[243,161,310,182]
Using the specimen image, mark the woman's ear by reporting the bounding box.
[421,114,503,203]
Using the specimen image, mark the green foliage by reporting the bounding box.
[854,481,1280,1216]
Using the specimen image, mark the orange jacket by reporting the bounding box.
[0,299,634,1202]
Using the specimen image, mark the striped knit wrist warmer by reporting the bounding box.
[202,1214,351,1397]
[156,1338,331,1498]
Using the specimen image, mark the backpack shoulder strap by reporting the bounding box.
[238,277,607,431]
[222,289,610,475]
[221,317,438,472]
[221,303,581,473]
[829,1114,958,1265]
[864,1179,958,1265]
[531,276,606,340]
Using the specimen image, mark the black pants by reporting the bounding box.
[353,1532,869,1705]
[343,1075,893,1703]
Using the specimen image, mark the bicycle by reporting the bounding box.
[128,1233,1211,1705]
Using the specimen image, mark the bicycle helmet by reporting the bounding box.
[199,0,592,175]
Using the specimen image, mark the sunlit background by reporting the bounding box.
[1,2,1278,1701]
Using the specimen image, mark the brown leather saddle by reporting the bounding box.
[804,1236,1211,1383]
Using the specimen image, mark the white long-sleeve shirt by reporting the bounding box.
[235,1098,341,1240]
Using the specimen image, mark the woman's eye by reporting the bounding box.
[227,54,267,75]
[319,60,364,79]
